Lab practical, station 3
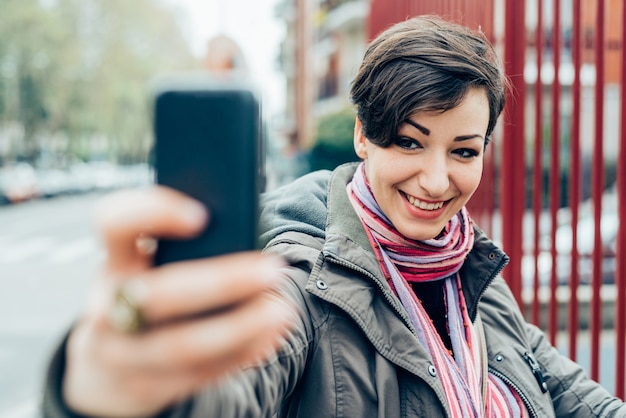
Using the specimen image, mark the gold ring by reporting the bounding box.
[109,283,145,333]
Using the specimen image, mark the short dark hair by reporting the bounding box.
[350,16,507,147]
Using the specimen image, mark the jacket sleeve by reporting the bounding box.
[181,272,314,418]
[525,321,626,417]
[42,266,314,418]
[42,331,87,418]
[172,236,322,417]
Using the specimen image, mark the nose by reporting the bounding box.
[417,154,449,198]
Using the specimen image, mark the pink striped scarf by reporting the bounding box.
[347,163,527,418]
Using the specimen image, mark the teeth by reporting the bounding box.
[406,194,444,210]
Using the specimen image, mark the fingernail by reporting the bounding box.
[136,235,158,255]
[181,201,208,227]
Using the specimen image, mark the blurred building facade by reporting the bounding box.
[274,0,368,150]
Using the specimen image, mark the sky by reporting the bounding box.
[162,0,286,117]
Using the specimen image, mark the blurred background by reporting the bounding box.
[0,0,625,416]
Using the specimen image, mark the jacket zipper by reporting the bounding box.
[464,253,538,418]
[482,255,546,417]
[522,352,549,392]
[488,367,539,418]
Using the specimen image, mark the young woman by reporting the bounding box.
[44,16,626,418]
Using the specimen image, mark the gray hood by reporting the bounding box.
[258,169,331,247]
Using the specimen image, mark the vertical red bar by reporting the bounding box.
[461,0,497,236]
[531,0,544,326]
[590,0,605,382]
[568,0,582,363]
[548,0,562,345]
[502,0,526,304]
[614,0,626,399]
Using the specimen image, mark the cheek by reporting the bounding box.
[459,163,483,194]
[365,159,397,194]
[455,163,483,196]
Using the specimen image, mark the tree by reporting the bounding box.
[0,0,197,165]
[308,106,359,171]
[0,0,63,161]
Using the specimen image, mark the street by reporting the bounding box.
[0,193,622,417]
[0,193,105,417]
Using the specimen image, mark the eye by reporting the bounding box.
[453,148,480,159]
[394,136,421,150]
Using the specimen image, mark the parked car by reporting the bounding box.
[523,191,618,288]
[0,163,39,203]
[36,168,73,199]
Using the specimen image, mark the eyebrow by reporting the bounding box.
[405,120,485,142]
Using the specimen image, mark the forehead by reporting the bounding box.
[402,89,490,135]
[408,88,489,118]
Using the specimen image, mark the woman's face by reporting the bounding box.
[353,88,490,241]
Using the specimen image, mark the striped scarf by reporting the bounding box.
[347,163,528,418]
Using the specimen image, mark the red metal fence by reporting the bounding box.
[368,0,626,399]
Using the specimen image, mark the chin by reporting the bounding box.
[399,226,441,242]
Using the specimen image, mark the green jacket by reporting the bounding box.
[43,163,626,417]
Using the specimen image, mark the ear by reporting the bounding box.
[353,118,368,159]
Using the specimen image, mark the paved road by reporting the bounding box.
[0,193,622,417]
[0,193,105,418]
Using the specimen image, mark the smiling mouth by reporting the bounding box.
[404,193,446,211]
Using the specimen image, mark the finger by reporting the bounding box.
[121,252,287,324]
[95,187,208,273]
[96,290,296,373]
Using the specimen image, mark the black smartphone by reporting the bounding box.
[151,75,263,265]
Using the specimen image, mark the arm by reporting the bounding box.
[183,273,313,417]
[525,321,626,417]
[42,187,298,418]
[43,272,311,418]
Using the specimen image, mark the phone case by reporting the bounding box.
[151,75,262,265]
